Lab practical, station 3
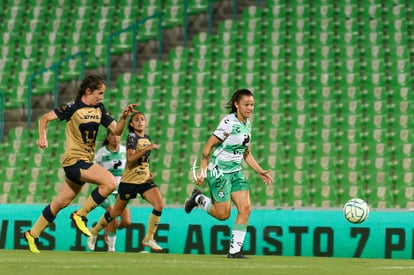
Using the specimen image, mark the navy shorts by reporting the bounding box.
[63,160,94,185]
[118,180,157,201]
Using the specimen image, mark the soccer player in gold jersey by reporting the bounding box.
[87,111,164,252]
[24,75,137,253]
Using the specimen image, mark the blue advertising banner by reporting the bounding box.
[1,204,414,259]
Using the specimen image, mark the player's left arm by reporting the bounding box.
[243,147,273,184]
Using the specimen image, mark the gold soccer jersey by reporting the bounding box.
[54,99,114,166]
[121,133,152,184]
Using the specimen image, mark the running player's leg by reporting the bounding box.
[91,196,128,236]
[186,173,232,220]
[227,172,251,258]
[104,195,117,252]
[69,162,116,236]
[88,196,128,251]
[75,163,117,218]
[141,186,164,251]
[118,207,131,229]
[25,178,82,252]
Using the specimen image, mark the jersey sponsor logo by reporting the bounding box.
[233,149,244,155]
[83,114,100,119]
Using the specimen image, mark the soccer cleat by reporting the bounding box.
[227,252,248,259]
[24,231,40,253]
[87,233,97,251]
[70,212,92,237]
[142,239,163,252]
[184,189,202,214]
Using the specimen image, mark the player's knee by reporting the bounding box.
[155,201,164,211]
[101,178,117,193]
[119,219,131,229]
[124,220,132,228]
[216,212,230,221]
[239,204,251,216]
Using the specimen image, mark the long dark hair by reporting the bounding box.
[102,129,111,147]
[225,89,254,113]
[127,111,146,132]
[76,75,106,99]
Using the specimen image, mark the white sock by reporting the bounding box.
[107,235,116,252]
[229,224,247,254]
[196,195,212,213]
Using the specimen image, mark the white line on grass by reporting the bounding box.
[372,266,414,270]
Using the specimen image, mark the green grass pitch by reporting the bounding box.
[1,250,414,275]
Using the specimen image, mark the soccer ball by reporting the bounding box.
[343,198,369,224]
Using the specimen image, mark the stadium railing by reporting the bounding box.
[27,52,85,128]
[106,13,163,85]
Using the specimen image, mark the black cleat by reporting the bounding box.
[184,189,202,214]
[227,252,248,259]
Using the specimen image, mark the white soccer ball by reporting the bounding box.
[343,198,369,224]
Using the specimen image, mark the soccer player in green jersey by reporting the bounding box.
[23,75,137,253]
[185,89,273,258]
[94,129,130,252]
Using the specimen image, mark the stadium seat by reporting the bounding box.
[366,185,395,209]
[310,172,339,207]
[163,2,184,28]
[0,181,20,203]
[394,186,414,209]
[252,175,283,207]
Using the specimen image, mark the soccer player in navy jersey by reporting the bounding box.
[24,75,136,253]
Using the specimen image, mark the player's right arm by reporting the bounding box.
[37,110,58,149]
[196,135,221,185]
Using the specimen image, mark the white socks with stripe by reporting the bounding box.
[229,224,247,254]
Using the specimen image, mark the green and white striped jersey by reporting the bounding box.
[94,145,127,185]
[208,113,251,174]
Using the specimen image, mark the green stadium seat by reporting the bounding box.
[21,173,47,203]
[189,72,211,89]
[252,175,283,207]
[137,17,161,42]
[394,186,414,209]
[391,128,414,145]
[187,0,208,15]
[393,156,414,177]
[337,170,365,202]
[312,141,337,158]
[163,4,184,28]
[165,58,187,76]
[310,173,339,207]
[392,142,414,161]
[191,59,212,73]
[163,71,187,89]
[282,177,311,207]
[0,181,21,203]
[212,72,236,92]
[236,72,260,91]
[214,44,237,65]
[366,185,395,209]
[364,158,393,187]
[286,100,312,118]
[217,19,238,36]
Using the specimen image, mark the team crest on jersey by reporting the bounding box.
[218,190,225,198]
